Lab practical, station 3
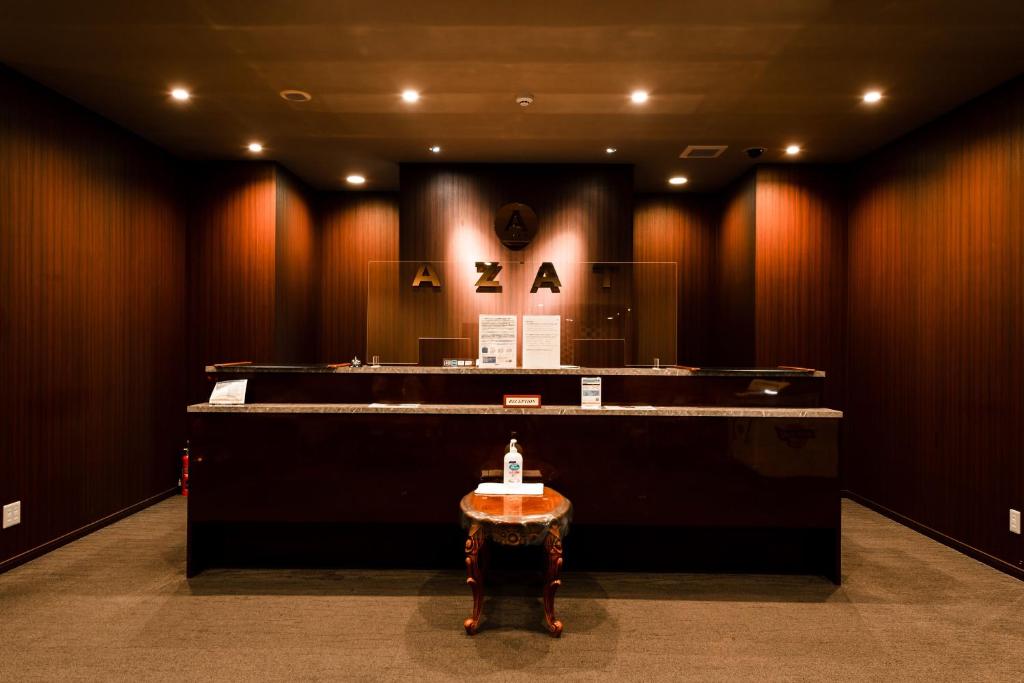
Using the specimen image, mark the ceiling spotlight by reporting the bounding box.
[668,176,688,186]
[170,87,190,102]
[428,145,442,153]
[863,90,883,104]
[401,89,420,103]
[785,144,801,155]
[247,142,263,153]
[346,175,366,185]
[605,147,617,154]
[630,90,649,104]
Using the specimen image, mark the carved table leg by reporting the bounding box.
[542,524,564,637]
[464,524,485,635]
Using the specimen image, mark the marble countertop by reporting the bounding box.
[205,364,826,378]
[188,403,842,418]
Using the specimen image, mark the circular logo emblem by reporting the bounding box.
[494,203,538,251]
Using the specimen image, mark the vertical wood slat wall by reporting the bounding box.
[846,77,1024,575]
[0,68,186,569]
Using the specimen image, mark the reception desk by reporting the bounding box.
[187,365,842,581]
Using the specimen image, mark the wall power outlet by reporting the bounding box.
[2,501,21,529]
[1011,509,1021,535]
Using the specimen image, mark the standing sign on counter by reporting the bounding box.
[522,315,561,368]
[581,377,602,408]
[209,379,248,405]
[478,314,517,367]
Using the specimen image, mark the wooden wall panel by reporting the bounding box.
[319,193,399,362]
[187,163,277,400]
[0,67,186,570]
[755,166,846,407]
[716,174,756,366]
[846,76,1024,575]
[275,168,318,362]
[634,194,718,365]
[391,164,636,365]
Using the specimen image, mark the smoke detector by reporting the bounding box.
[516,93,535,108]
[679,145,727,159]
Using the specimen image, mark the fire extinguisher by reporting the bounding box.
[181,442,190,497]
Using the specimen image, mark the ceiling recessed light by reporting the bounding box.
[247,142,263,153]
[606,147,617,154]
[428,145,441,153]
[668,176,688,186]
[630,90,649,104]
[170,87,190,102]
[280,89,312,102]
[346,175,366,185]
[401,89,420,103]
[785,144,801,155]
[863,90,883,104]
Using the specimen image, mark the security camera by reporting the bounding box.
[745,147,766,159]
[516,94,535,108]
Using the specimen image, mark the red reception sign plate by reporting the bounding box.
[503,394,542,408]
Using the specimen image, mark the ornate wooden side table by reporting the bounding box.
[459,487,572,637]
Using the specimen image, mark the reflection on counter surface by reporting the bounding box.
[200,364,828,407]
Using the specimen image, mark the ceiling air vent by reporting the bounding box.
[679,145,727,159]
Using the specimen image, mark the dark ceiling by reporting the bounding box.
[2,1,1023,191]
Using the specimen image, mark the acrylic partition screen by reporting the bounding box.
[366,261,677,367]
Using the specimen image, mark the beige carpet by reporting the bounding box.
[0,498,1022,681]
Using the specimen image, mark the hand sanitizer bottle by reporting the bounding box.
[503,438,523,486]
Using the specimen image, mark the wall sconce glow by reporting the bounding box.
[763,389,779,395]
[863,90,883,104]
[630,90,649,104]
[401,89,420,103]
[247,142,263,153]
[785,144,802,156]
[428,145,442,153]
[605,147,617,154]
[346,175,366,185]
[668,176,688,186]
[170,88,190,102]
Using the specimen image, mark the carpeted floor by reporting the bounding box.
[0,498,1022,681]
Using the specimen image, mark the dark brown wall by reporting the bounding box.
[399,164,633,262]
[187,163,277,399]
[717,174,757,366]
[187,163,319,396]
[846,77,1024,576]
[634,194,719,365]
[319,193,400,362]
[275,169,318,362]
[0,68,186,569]
[755,167,847,407]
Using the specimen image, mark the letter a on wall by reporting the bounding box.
[411,263,442,288]
[530,262,562,293]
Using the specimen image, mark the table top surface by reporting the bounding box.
[460,487,571,526]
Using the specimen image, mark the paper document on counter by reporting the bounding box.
[478,314,517,367]
[475,482,544,496]
[522,315,561,368]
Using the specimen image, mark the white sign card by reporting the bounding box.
[209,379,248,405]
[478,314,517,367]
[522,315,561,368]
[581,377,602,407]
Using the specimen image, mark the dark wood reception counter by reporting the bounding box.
[186,365,842,582]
